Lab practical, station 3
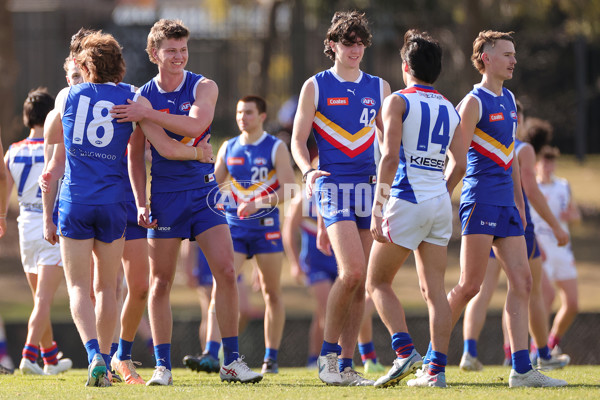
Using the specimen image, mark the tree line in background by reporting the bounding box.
[0,0,598,157]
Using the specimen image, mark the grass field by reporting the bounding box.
[1,366,599,400]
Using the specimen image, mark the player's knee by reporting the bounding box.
[455,281,481,301]
[150,276,172,296]
[263,288,282,306]
[212,264,236,285]
[339,268,366,291]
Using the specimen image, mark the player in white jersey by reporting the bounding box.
[291,11,391,386]
[3,88,73,376]
[367,30,463,389]
[532,145,580,354]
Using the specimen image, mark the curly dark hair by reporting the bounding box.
[323,11,372,61]
[523,117,553,155]
[75,31,126,84]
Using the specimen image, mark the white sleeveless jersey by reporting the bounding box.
[390,85,460,203]
[531,176,571,244]
[6,138,45,224]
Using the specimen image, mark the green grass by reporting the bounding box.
[1,366,599,400]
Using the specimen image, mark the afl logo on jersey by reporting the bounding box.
[180,102,191,112]
[510,110,517,120]
[327,97,349,106]
[361,97,375,106]
[254,157,267,166]
[489,112,504,122]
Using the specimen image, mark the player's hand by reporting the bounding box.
[370,204,389,243]
[237,200,262,219]
[316,224,333,256]
[552,225,570,247]
[43,220,59,245]
[290,262,305,285]
[38,171,52,193]
[305,169,330,198]
[0,218,6,239]
[111,98,147,123]
[196,134,215,163]
[137,206,157,229]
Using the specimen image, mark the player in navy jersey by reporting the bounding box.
[442,30,566,388]
[45,31,207,388]
[366,30,462,388]
[460,105,570,372]
[111,19,262,385]
[214,95,295,374]
[291,11,391,386]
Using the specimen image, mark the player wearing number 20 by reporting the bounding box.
[367,30,463,388]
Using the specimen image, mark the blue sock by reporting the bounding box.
[222,336,239,366]
[205,341,221,360]
[320,341,341,357]
[84,339,100,365]
[358,342,377,363]
[110,343,118,359]
[307,355,318,366]
[537,345,551,360]
[338,357,353,372]
[0,340,7,356]
[264,348,278,362]
[101,353,111,370]
[464,339,477,357]
[117,339,133,361]
[512,349,532,374]
[154,343,171,370]
[423,342,433,364]
[428,351,447,375]
[391,332,414,358]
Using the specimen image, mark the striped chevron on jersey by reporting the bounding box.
[181,126,210,146]
[230,170,279,203]
[313,111,375,158]
[472,127,514,170]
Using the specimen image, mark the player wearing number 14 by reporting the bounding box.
[367,30,463,389]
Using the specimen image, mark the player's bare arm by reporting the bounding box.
[371,93,403,243]
[112,78,218,139]
[511,153,527,229]
[291,79,330,197]
[135,95,213,162]
[128,126,156,229]
[446,95,479,193]
[518,143,568,246]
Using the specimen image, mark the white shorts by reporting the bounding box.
[18,217,62,274]
[540,242,577,282]
[382,193,452,250]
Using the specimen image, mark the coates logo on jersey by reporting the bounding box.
[361,97,376,107]
[327,97,348,106]
[489,112,504,122]
[254,157,267,166]
[227,157,245,165]
[180,102,192,112]
[510,110,517,120]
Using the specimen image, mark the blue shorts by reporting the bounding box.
[460,202,524,238]
[148,186,227,240]
[315,179,374,229]
[58,201,127,243]
[230,225,283,259]
[125,200,147,241]
[490,228,540,259]
[193,249,213,286]
[300,232,338,285]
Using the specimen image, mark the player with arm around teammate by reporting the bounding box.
[366,30,463,389]
[110,19,261,385]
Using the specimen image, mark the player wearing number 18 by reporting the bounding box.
[367,30,463,389]
[54,31,203,387]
